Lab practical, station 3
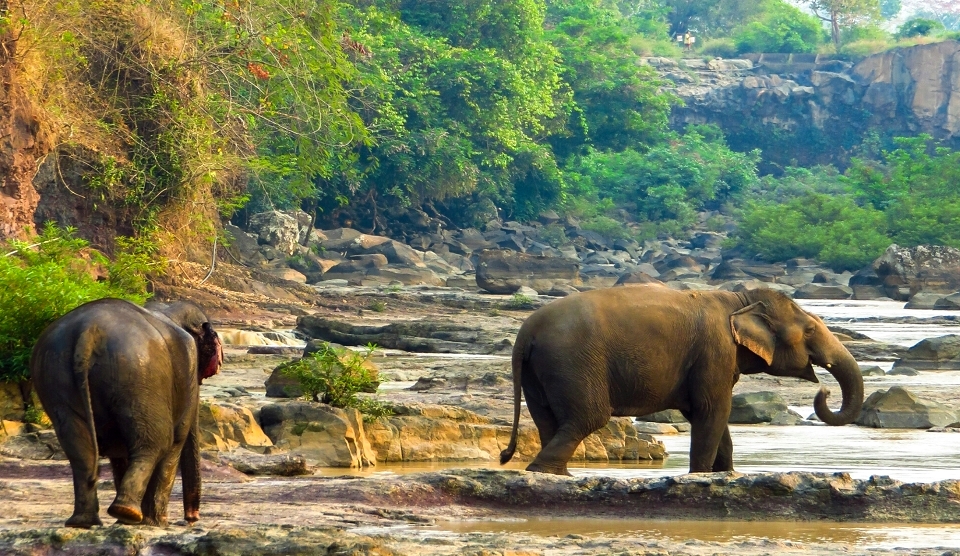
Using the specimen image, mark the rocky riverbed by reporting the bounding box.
[5,248,960,554]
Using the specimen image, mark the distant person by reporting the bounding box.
[684,32,692,51]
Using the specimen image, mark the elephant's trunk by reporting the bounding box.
[813,351,863,426]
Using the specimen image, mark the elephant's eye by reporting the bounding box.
[804,325,816,336]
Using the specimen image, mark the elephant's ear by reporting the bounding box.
[730,302,775,366]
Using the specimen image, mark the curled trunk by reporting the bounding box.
[814,352,864,426]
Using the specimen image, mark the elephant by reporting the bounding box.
[30,298,222,528]
[499,285,863,475]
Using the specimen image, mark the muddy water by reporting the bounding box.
[431,518,960,550]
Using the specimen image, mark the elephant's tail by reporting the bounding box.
[500,327,531,465]
[73,327,100,462]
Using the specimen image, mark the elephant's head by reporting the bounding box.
[730,289,863,426]
[147,301,223,383]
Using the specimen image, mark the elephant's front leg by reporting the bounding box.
[712,425,734,472]
[687,400,732,473]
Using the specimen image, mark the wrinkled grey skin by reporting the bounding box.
[500,286,864,476]
[31,298,222,528]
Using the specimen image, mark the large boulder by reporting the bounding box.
[359,240,427,268]
[792,283,853,300]
[856,386,958,429]
[873,244,960,300]
[259,402,376,468]
[198,402,274,452]
[728,392,800,424]
[248,211,301,255]
[476,249,580,294]
[366,404,665,464]
[933,292,960,310]
[891,334,960,371]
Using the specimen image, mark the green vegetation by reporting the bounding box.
[0,224,152,383]
[736,136,960,271]
[281,343,391,420]
[506,293,536,309]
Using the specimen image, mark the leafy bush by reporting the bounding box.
[732,2,823,54]
[582,216,632,240]
[537,223,568,247]
[736,194,890,271]
[0,224,151,383]
[281,343,383,411]
[699,38,738,59]
[896,18,945,39]
[505,293,536,309]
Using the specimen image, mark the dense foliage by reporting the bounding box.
[0,225,153,383]
[736,136,960,270]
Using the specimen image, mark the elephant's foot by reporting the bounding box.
[140,516,168,527]
[107,502,143,524]
[65,513,103,529]
[184,509,199,523]
[525,461,572,476]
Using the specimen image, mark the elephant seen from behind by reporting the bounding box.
[500,285,863,475]
[31,298,222,528]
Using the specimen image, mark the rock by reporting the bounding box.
[579,264,622,289]
[843,340,903,362]
[259,402,376,468]
[0,419,25,440]
[515,285,539,297]
[710,260,749,281]
[223,223,266,265]
[538,210,560,225]
[248,211,301,255]
[689,232,725,249]
[792,283,853,299]
[198,402,274,452]
[859,365,886,377]
[366,265,444,286]
[933,292,960,310]
[892,335,960,371]
[260,267,307,284]
[904,292,944,309]
[367,406,665,464]
[874,244,960,300]
[633,422,679,435]
[856,386,958,429]
[0,382,24,421]
[614,271,662,286]
[769,411,807,426]
[0,430,63,460]
[637,409,687,424]
[218,448,310,476]
[360,240,427,268]
[728,392,789,424]
[849,266,886,300]
[829,326,872,340]
[445,274,478,289]
[297,316,517,355]
[247,346,301,355]
[887,366,918,376]
[476,249,580,295]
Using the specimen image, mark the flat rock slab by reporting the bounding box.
[304,469,960,523]
[297,315,517,355]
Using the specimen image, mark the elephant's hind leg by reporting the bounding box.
[140,445,184,526]
[108,449,162,524]
[526,422,595,476]
[54,411,103,528]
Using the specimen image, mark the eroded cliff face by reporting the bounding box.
[665,41,960,171]
[0,26,49,240]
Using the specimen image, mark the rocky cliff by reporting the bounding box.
[662,41,960,171]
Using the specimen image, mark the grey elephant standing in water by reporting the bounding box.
[500,286,863,475]
[31,298,222,528]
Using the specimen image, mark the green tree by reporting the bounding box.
[733,1,824,53]
[880,0,901,19]
[807,0,882,48]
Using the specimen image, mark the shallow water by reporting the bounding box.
[429,518,960,550]
[797,299,960,346]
